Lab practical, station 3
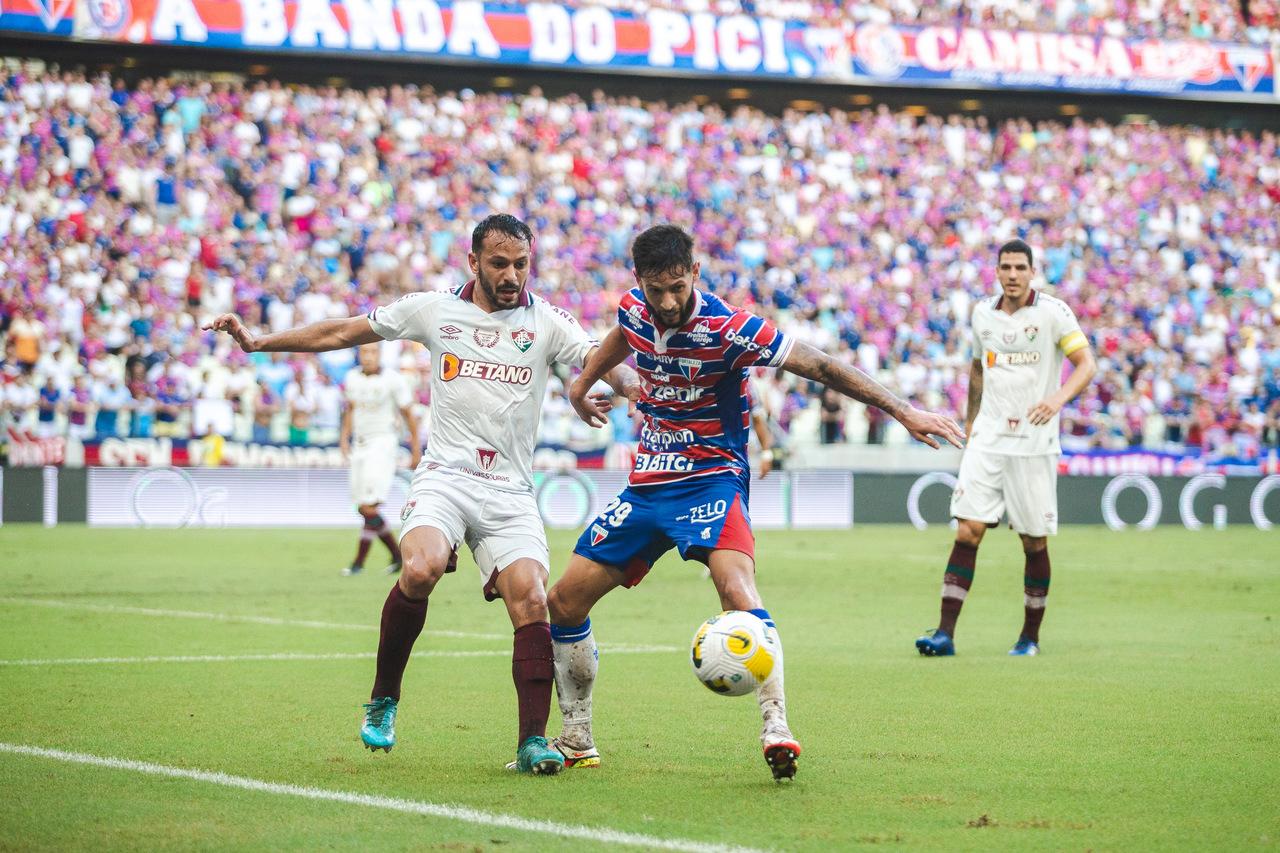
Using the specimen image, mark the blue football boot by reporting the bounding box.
[515,736,564,775]
[915,629,956,657]
[1008,637,1040,656]
[360,697,398,752]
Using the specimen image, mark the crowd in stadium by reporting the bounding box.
[561,0,1280,44]
[1,64,1279,461]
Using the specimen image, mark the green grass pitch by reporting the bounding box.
[1,524,1277,851]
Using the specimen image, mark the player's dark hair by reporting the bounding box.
[472,214,533,255]
[631,225,695,278]
[997,239,1034,266]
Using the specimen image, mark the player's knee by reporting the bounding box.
[955,520,986,548]
[1021,535,1047,554]
[399,551,446,597]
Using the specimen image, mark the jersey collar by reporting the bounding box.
[455,279,534,308]
[994,289,1037,313]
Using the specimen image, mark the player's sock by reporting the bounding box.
[749,608,790,734]
[352,517,378,569]
[938,541,978,636]
[551,618,597,748]
[371,514,400,562]
[512,621,554,748]
[370,583,428,701]
[1021,548,1051,643]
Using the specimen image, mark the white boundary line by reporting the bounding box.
[0,743,767,853]
[0,597,503,640]
[0,645,678,667]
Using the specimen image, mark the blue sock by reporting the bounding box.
[749,608,776,631]
[550,618,592,644]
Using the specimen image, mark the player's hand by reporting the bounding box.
[1027,397,1063,426]
[569,378,610,429]
[621,380,643,418]
[408,448,422,469]
[898,407,966,449]
[202,313,259,353]
[759,449,774,479]
[338,439,350,458]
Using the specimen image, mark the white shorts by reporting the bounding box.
[951,450,1059,537]
[400,467,549,599]
[349,435,399,506]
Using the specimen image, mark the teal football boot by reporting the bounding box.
[515,736,564,775]
[360,697,398,752]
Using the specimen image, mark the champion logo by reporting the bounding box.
[473,328,499,348]
[440,325,462,340]
[590,524,609,546]
[476,448,498,471]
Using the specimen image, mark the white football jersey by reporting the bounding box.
[344,368,412,441]
[366,282,597,492]
[968,290,1088,456]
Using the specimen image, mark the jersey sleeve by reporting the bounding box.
[722,311,793,372]
[1051,299,1089,356]
[543,302,598,368]
[366,292,440,344]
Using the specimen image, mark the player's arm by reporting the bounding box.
[964,357,983,438]
[781,341,965,449]
[752,408,774,478]
[1028,345,1097,426]
[568,325,633,429]
[399,405,422,469]
[338,404,352,457]
[203,314,381,353]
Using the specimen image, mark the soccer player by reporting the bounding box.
[339,343,421,577]
[548,225,965,780]
[915,239,1096,658]
[205,214,638,774]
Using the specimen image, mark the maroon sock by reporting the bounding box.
[376,524,401,563]
[512,621,554,748]
[371,583,428,701]
[939,541,978,636]
[352,525,375,569]
[1021,548,1051,643]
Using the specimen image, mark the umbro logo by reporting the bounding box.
[440,325,462,340]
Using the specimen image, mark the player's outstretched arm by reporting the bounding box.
[570,325,633,428]
[782,342,965,449]
[203,314,381,354]
[1028,346,1097,426]
[964,357,983,438]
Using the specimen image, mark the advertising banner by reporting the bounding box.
[5,0,1275,103]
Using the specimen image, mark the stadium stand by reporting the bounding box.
[1,64,1278,458]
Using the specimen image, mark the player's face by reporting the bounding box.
[997,252,1034,301]
[469,234,531,311]
[358,344,380,374]
[638,263,700,329]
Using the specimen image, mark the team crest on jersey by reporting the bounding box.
[511,328,536,353]
[1002,331,1017,345]
[440,325,462,340]
[677,358,702,380]
[476,448,498,470]
[1024,325,1039,342]
[590,524,609,545]
[474,329,499,348]
[1007,417,1021,430]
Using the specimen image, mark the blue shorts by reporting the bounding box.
[573,476,755,588]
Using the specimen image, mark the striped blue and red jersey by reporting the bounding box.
[618,287,793,488]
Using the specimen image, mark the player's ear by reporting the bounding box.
[467,252,479,275]
[691,261,700,284]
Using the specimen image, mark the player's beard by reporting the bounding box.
[476,268,524,310]
[646,292,696,330]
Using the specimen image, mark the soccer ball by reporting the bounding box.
[690,610,775,696]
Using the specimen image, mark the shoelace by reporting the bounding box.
[363,700,393,727]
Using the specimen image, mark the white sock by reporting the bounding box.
[552,622,598,748]
[756,623,791,737]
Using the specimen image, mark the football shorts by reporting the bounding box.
[401,466,549,600]
[573,475,754,587]
[951,450,1058,537]
[349,434,399,505]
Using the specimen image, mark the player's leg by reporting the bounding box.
[1005,455,1058,656]
[343,503,381,576]
[546,553,625,767]
[919,450,1002,655]
[489,558,564,775]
